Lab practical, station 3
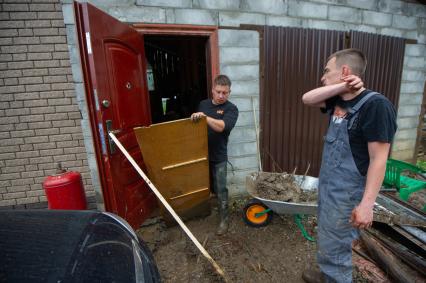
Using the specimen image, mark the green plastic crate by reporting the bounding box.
[383,159,426,201]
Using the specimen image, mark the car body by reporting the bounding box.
[0,210,161,283]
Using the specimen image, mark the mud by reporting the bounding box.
[254,172,318,203]
[137,198,370,282]
[407,189,426,211]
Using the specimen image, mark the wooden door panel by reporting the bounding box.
[75,2,156,228]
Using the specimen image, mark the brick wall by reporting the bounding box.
[0,0,96,208]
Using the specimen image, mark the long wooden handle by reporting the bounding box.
[109,132,229,282]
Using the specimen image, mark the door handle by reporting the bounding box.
[105,120,122,154]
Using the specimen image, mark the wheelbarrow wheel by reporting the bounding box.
[243,199,273,227]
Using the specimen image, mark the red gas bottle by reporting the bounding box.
[43,163,87,210]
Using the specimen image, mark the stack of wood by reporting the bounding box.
[352,223,426,282]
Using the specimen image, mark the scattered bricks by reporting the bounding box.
[10,129,35,138]
[34,59,60,68]
[39,148,63,156]
[33,28,58,36]
[29,156,53,164]
[16,151,39,159]
[25,136,49,144]
[25,83,51,92]
[33,142,56,150]
[29,3,56,11]
[35,128,59,136]
[30,106,55,115]
[43,75,67,83]
[2,166,25,174]
[18,28,33,36]
[52,120,74,127]
[392,14,417,30]
[39,90,64,99]
[28,121,52,129]
[18,76,43,84]
[45,113,68,121]
[25,20,51,28]
[14,92,40,100]
[49,134,72,142]
[16,197,39,205]
[19,114,44,123]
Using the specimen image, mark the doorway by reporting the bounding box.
[144,35,209,123]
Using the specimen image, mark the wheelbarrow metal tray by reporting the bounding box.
[246,172,318,215]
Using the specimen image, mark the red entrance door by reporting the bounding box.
[74,2,157,228]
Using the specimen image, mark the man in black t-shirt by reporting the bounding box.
[301,49,397,283]
[191,75,239,235]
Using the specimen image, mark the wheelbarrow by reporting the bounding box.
[243,172,318,242]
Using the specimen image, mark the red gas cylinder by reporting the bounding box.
[43,164,87,210]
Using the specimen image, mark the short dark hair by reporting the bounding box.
[214,74,232,87]
[327,48,367,76]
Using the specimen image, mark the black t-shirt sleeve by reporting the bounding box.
[223,104,239,133]
[321,96,338,114]
[360,98,397,143]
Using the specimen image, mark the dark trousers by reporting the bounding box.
[210,161,228,217]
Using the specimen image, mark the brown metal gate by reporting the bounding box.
[260,27,345,176]
[260,27,405,177]
[350,31,405,108]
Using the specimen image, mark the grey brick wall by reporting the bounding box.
[0,0,96,209]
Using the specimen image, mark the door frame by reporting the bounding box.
[132,24,219,91]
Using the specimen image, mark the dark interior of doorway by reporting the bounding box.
[144,35,209,124]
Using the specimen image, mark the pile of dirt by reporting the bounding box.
[254,172,318,203]
[407,189,426,211]
[137,198,318,283]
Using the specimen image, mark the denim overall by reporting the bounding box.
[317,92,376,282]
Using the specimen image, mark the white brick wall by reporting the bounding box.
[0,0,96,208]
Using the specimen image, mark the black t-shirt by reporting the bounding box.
[322,89,397,176]
[198,99,239,163]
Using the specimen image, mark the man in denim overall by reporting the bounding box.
[301,49,397,282]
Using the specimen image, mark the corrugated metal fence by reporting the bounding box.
[260,27,405,176]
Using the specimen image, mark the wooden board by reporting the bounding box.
[134,118,210,222]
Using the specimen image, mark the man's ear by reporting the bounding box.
[341,65,351,77]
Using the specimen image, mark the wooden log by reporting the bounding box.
[353,252,391,283]
[368,228,426,277]
[360,230,425,283]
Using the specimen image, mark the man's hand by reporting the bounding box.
[190,112,206,122]
[342,75,363,91]
[350,203,373,229]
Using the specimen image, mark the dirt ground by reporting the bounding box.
[137,197,318,283]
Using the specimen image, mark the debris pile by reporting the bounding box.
[254,172,318,203]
